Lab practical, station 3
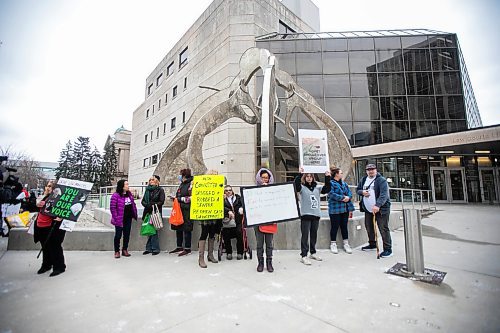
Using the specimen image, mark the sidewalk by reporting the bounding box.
[0,205,499,332]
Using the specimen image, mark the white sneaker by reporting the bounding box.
[301,256,312,265]
[344,242,352,254]
[330,242,338,254]
[309,253,322,261]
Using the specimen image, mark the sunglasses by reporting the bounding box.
[224,189,232,192]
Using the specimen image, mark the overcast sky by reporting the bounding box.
[0,0,499,162]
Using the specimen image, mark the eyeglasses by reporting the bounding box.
[224,189,232,192]
[366,168,376,171]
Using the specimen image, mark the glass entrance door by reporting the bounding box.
[479,168,499,203]
[431,167,468,203]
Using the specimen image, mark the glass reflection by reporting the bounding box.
[380,97,408,120]
[431,49,459,71]
[322,52,349,74]
[406,72,434,95]
[408,96,437,120]
[375,49,404,72]
[403,49,431,71]
[382,121,410,142]
[352,97,379,121]
[353,122,382,145]
[323,74,350,97]
[436,96,466,119]
[378,73,406,95]
[350,73,378,97]
[433,72,462,95]
[348,51,377,73]
[324,98,352,121]
[296,53,322,74]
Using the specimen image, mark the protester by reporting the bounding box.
[196,170,223,268]
[356,163,392,258]
[110,179,138,258]
[222,185,244,261]
[254,167,277,272]
[141,175,165,255]
[169,168,193,256]
[294,167,331,265]
[328,167,355,254]
[33,181,66,277]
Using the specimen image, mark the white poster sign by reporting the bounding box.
[298,129,330,173]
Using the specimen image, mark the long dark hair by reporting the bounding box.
[115,179,128,197]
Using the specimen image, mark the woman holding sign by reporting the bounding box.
[33,181,66,277]
[294,167,331,265]
[254,168,277,273]
[110,180,138,258]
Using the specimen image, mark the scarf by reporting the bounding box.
[143,185,157,205]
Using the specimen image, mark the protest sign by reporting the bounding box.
[43,178,93,222]
[298,129,330,173]
[241,183,300,227]
[190,175,225,220]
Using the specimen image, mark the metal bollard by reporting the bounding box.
[403,209,424,275]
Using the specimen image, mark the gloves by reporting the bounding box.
[238,207,243,215]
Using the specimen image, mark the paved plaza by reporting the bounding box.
[0,205,499,332]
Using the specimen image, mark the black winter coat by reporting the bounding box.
[141,187,165,220]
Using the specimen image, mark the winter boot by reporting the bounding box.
[198,240,207,268]
[266,257,274,273]
[257,257,264,272]
[207,238,218,263]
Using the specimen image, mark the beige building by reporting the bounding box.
[128,0,319,186]
[105,126,131,182]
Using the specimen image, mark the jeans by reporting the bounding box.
[330,212,349,242]
[114,217,132,252]
[176,230,192,249]
[364,212,392,251]
[146,233,160,253]
[255,228,273,259]
[300,216,319,257]
[222,226,244,255]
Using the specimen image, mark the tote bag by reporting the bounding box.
[140,214,156,236]
[169,198,184,226]
[150,205,163,230]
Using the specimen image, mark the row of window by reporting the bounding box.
[144,112,186,144]
[147,46,188,96]
[146,77,188,119]
[143,152,163,168]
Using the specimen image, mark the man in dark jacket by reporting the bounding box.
[356,163,392,257]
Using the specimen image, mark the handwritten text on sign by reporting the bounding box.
[190,175,225,220]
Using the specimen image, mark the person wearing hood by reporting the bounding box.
[294,167,331,265]
[254,167,277,273]
[356,163,392,258]
[169,168,194,257]
[141,175,165,255]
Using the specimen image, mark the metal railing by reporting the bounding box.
[98,183,436,212]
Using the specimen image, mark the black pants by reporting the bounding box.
[255,228,273,259]
[364,212,392,251]
[330,212,349,241]
[176,230,192,249]
[114,216,132,252]
[38,224,66,272]
[199,223,219,241]
[222,226,244,255]
[300,216,319,257]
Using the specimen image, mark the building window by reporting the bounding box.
[150,131,153,141]
[158,99,161,109]
[144,134,148,144]
[279,20,296,35]
[182,111,186,123]
[171,117,176,130]
[152,104,155,115]
[165,93,168,105]
[156,127,159,138]
[156,73,163,86]
[163,123,166,134]
[147,83,153,95]
[184,77,188,89]
[143,158,148,167]
[146,109,149,118]
[152,154,158,165]
[173,85,178,98]
[167,61,174,76]
[179,47,188,68]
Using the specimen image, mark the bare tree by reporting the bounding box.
[0,145,46,189]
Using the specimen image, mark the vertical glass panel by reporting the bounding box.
[350,73,378,97]
[481,170,497,201]
[408,96,437,119]
[269,40,296,53]
[324,98,352,121]
[296,75,324,99]
[322,52,349,74]
[432,169,448,201]
[406,72,434,95]
[295,39,322,52]
[435,96,466,119]
[352,97,380,121]
[398,157,414,188]
[413,157,429,189]
[378,73,406,95]
[374,37,401,49]
[275,121,298,145]
[276,53,296,75]
[348,37,374,50]
[401,35,429,48]
[375,49,404,72]
[410,121,439,137]
[378,157,398,187]
[323,74,350,97]
[429,35,457,48]
[382,121,410,142]
[380,97,408,120]
[433,72,462,95]
[431,49,459,71]
[323,38,348,51]
[438,120,467,134]
[403,49,431,71]
[296,53,322,74]
[336,121,354,145]
[348,51,377,73]
[450,170,465,200]
[352,122,382,145]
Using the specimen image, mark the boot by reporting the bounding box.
[122,249,131,257]
[207,238,218,263]
[266,257,274,273]
[198,240,207,268]
[257,257,264,272]
[114,251,120,259]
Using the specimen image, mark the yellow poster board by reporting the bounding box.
[190,175,225,220]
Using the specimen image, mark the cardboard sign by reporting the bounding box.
[298,129,330,173]
[241,183,300,227]
[190,175,225,220]
[44,178,93,222]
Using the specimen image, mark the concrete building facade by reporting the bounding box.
[105,126,132,182]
